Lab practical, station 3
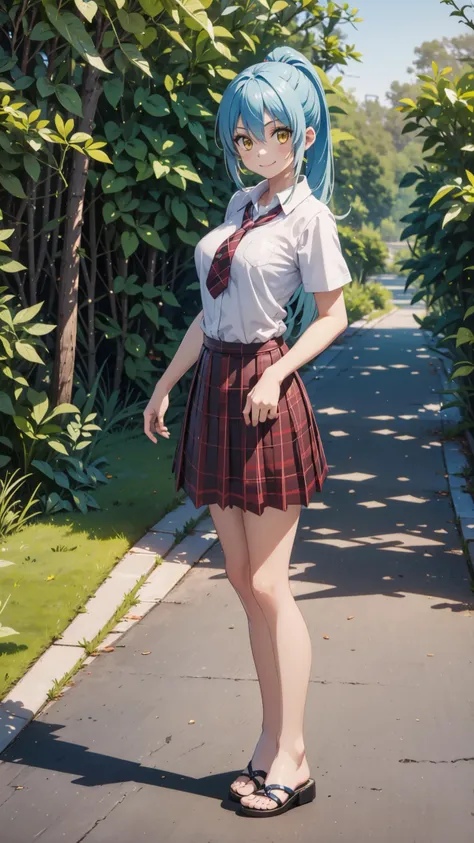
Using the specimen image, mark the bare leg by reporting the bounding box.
[209,504,281,797]
[239,504,312,811]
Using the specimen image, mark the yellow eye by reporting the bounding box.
[234,135,253,151]
[276,129,291,144]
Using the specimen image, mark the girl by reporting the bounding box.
[144,45,352,818]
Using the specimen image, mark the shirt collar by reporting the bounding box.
[233,174,312,216]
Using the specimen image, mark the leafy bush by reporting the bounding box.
[343,281,382,321]
[0,289,107,513]
[72,361,148,447]
[395,1,474,427]
[363,280,392,310]
[338,225,388,283]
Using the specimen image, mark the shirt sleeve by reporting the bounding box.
[296,206,352,293]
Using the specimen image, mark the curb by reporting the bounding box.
[0,285,400,755]
[429,339,474,584]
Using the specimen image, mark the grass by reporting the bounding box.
[173,516,199,545]
[360,298,396,322]
[0,425,182,699]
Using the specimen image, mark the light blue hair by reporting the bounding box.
[215,45,334,206]
[215,45,336,338]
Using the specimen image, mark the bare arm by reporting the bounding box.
[243,289,348,426]
[143,309,204,442]
[156,308,204,393]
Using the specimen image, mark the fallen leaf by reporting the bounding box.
[102,646,115,652]
[427,653,434,657]
[106,474,113,478]
[14,786,23,790]
[91,651,100,656]
[47,575,55,581]
[323,634,329,639]
[188,719,195,724]
[141,650,151,655]
[347,616,354,620]
[125,614,143,620]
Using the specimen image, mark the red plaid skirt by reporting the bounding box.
[172,334,329,515]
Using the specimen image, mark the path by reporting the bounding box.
[0,275,473,842]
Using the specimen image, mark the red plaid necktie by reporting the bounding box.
[206,199,283,299]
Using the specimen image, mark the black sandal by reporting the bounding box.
[237,777,316,817]
[228,759,267,802]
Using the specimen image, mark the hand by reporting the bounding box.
[143,388,170,443]
[243,368,281,426]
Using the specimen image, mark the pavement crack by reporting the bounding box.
[147,742,170,757]
[0,788,18,810]
[177,674,385,686]
[98,669,388,686]
[400,757,474,764]
[75,786,143,842]
[179,674,258,681]
[182,741,205,756]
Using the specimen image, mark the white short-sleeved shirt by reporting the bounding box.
[194,174,352,344]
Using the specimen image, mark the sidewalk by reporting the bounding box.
[0,276,473,843]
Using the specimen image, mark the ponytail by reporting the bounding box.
[263,46,334,205]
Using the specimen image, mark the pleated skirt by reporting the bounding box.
[172,334,329,515]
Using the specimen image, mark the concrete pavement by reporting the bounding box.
[0,275,473,842]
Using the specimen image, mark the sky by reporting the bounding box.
[333,0,471,105]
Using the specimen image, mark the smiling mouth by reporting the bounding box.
[259,161,276,167]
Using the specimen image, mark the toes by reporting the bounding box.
[242,794,272,810]
[237,785,253,796]
[242,792,288,811]
[231,777,253,795]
